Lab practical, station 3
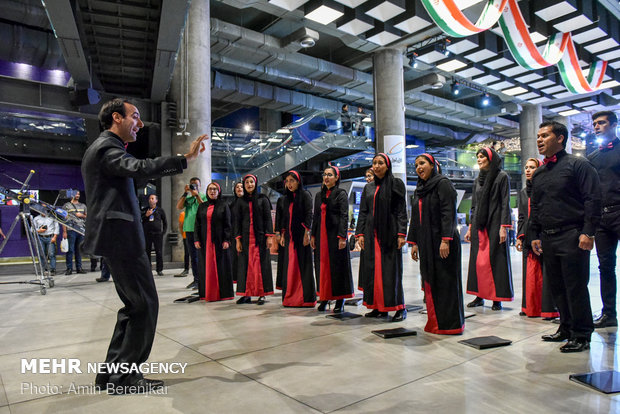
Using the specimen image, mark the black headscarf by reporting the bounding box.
[373,153,406,250]
[473,147,501,229]
[284,170,307,244]
[320,166,341,204]
[525,158,541,198]
[243,174,267,245]
[206,182,222,205]
[415,153,445,198]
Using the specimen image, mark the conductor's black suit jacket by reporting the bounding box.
[81,130,186,259]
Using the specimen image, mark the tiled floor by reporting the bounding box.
[1,245,619,413]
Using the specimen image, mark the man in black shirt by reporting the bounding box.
[142,194,167,276]
[530,120,601,353]
[588,110,620,328]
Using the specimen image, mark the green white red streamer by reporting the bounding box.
[422,0,609,94]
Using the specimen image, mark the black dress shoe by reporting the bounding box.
[560,339,590,353]
[257,296,265,305]
[186,281,198,289]
[333,299,344,313]
[317,301,328,311]
[491,301,502,311]
[65,269,73,275]
[593,314,618,329]
[95,277,109,283]
[391,309,407,322]
[76,268,87,274]
[365,309,388,318]
[541,329,570,342]
[467,297,484,308]
[236,296,251,304]
[519,311,526,316]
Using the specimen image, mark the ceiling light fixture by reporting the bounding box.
[452,82,460,96]
[482,93,490,106]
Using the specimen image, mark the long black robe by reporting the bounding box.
[233,194,274,296]
[517,187,558,318]
[194,200,234,301]
[275,196,286,290]
[408,177,464,334]
[277,190,316,306]
[311,188,354,300]
[466,170,514,301]
[228,196,242,283]
[356,179,408,311]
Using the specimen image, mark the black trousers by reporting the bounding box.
[595,210,620,318]
[185,231,199,284]
[182,237,189,271]
[542,228,593,340]
[145,231,164,272]
[95,253,158,386]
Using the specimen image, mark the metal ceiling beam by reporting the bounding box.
[42,0,92,88]
[150,0,191,101]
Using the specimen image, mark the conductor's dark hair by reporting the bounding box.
[98,98,132,130]
[592,110,618,125]
[539,120,569,148]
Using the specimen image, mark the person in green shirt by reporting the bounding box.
[176,177,205,289]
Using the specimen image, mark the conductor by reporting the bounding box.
[82,98,207,393]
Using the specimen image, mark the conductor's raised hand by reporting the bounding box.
[184,134,209,161]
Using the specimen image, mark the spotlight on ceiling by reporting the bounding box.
[482,93,490,106]
[299,36,316,48]
[431,76,445,89]
[243,124,251,132]
[408,52,419,69]
[452,82,460,96]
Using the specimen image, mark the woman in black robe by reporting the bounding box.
[408,154,464,334]
[194,182,234,301]
[465,147,513,310]
[311,166,354,313]
[356,153,408,322]
[229,182,244,283]
[276,170,316,307]
[275,195,286,291]
[357,168,375,291]
[234,174,275,305]
[516,158,558,319]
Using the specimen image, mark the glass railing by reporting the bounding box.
[0,107,86,137]
[211,109,373,182]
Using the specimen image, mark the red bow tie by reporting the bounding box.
[599,141,614,151]
[543,155,557,165]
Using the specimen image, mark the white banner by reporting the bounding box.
[383,135,406,176]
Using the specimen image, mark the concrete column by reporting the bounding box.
[372,48,406,184]
[553,115,572,153]
[259,108,282,133]
[169,0,211,261]
[519,104,542,188]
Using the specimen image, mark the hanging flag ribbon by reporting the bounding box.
[421,0,508,38]
[424,0,609,94]
[558,39,607,93]
[498,0,569,69]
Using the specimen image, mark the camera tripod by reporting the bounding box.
[0,206,53,295]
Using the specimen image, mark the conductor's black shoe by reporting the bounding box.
[593,314,618,328]
[106,378,165,395]
[365,309,387,318]
[236,296,251,304]
[391,309,407,322]
[541,329,570,342]
[65,269,72,275]
[491,301,502,311]
[76,268,87,274]
[186,281,197,289]
[156,271,164,276]
[257,296,265,305]
[317,301,328,311]
[333,299,344,313]
[96,277,109,283]
[467,297,484,308]
[560,339,590,353]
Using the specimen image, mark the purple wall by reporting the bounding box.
[0,161,83,258]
